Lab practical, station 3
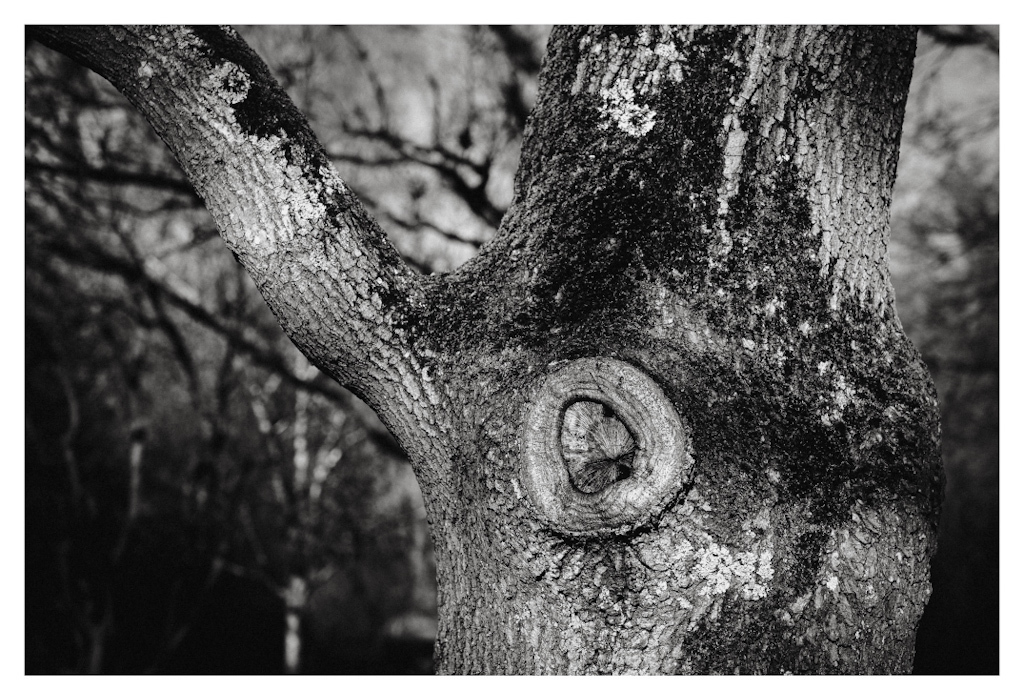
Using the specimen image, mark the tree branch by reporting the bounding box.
[30,25,444,465]
[332,127,503,227]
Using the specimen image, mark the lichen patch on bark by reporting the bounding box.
[598,83,657,137]
[573,27,696,138]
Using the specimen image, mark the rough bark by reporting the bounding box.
[32,24,943,674]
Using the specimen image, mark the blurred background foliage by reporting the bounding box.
[24,25,997,674]
[890,25,998,675]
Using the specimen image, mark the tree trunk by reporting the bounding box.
[32,24,943,674]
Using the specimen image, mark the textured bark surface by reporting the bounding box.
[34,25,943,674]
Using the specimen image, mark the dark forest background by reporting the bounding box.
[24,26,998,674]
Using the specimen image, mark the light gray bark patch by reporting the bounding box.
[189,26,315,147]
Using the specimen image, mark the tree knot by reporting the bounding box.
[521,356,692,536]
